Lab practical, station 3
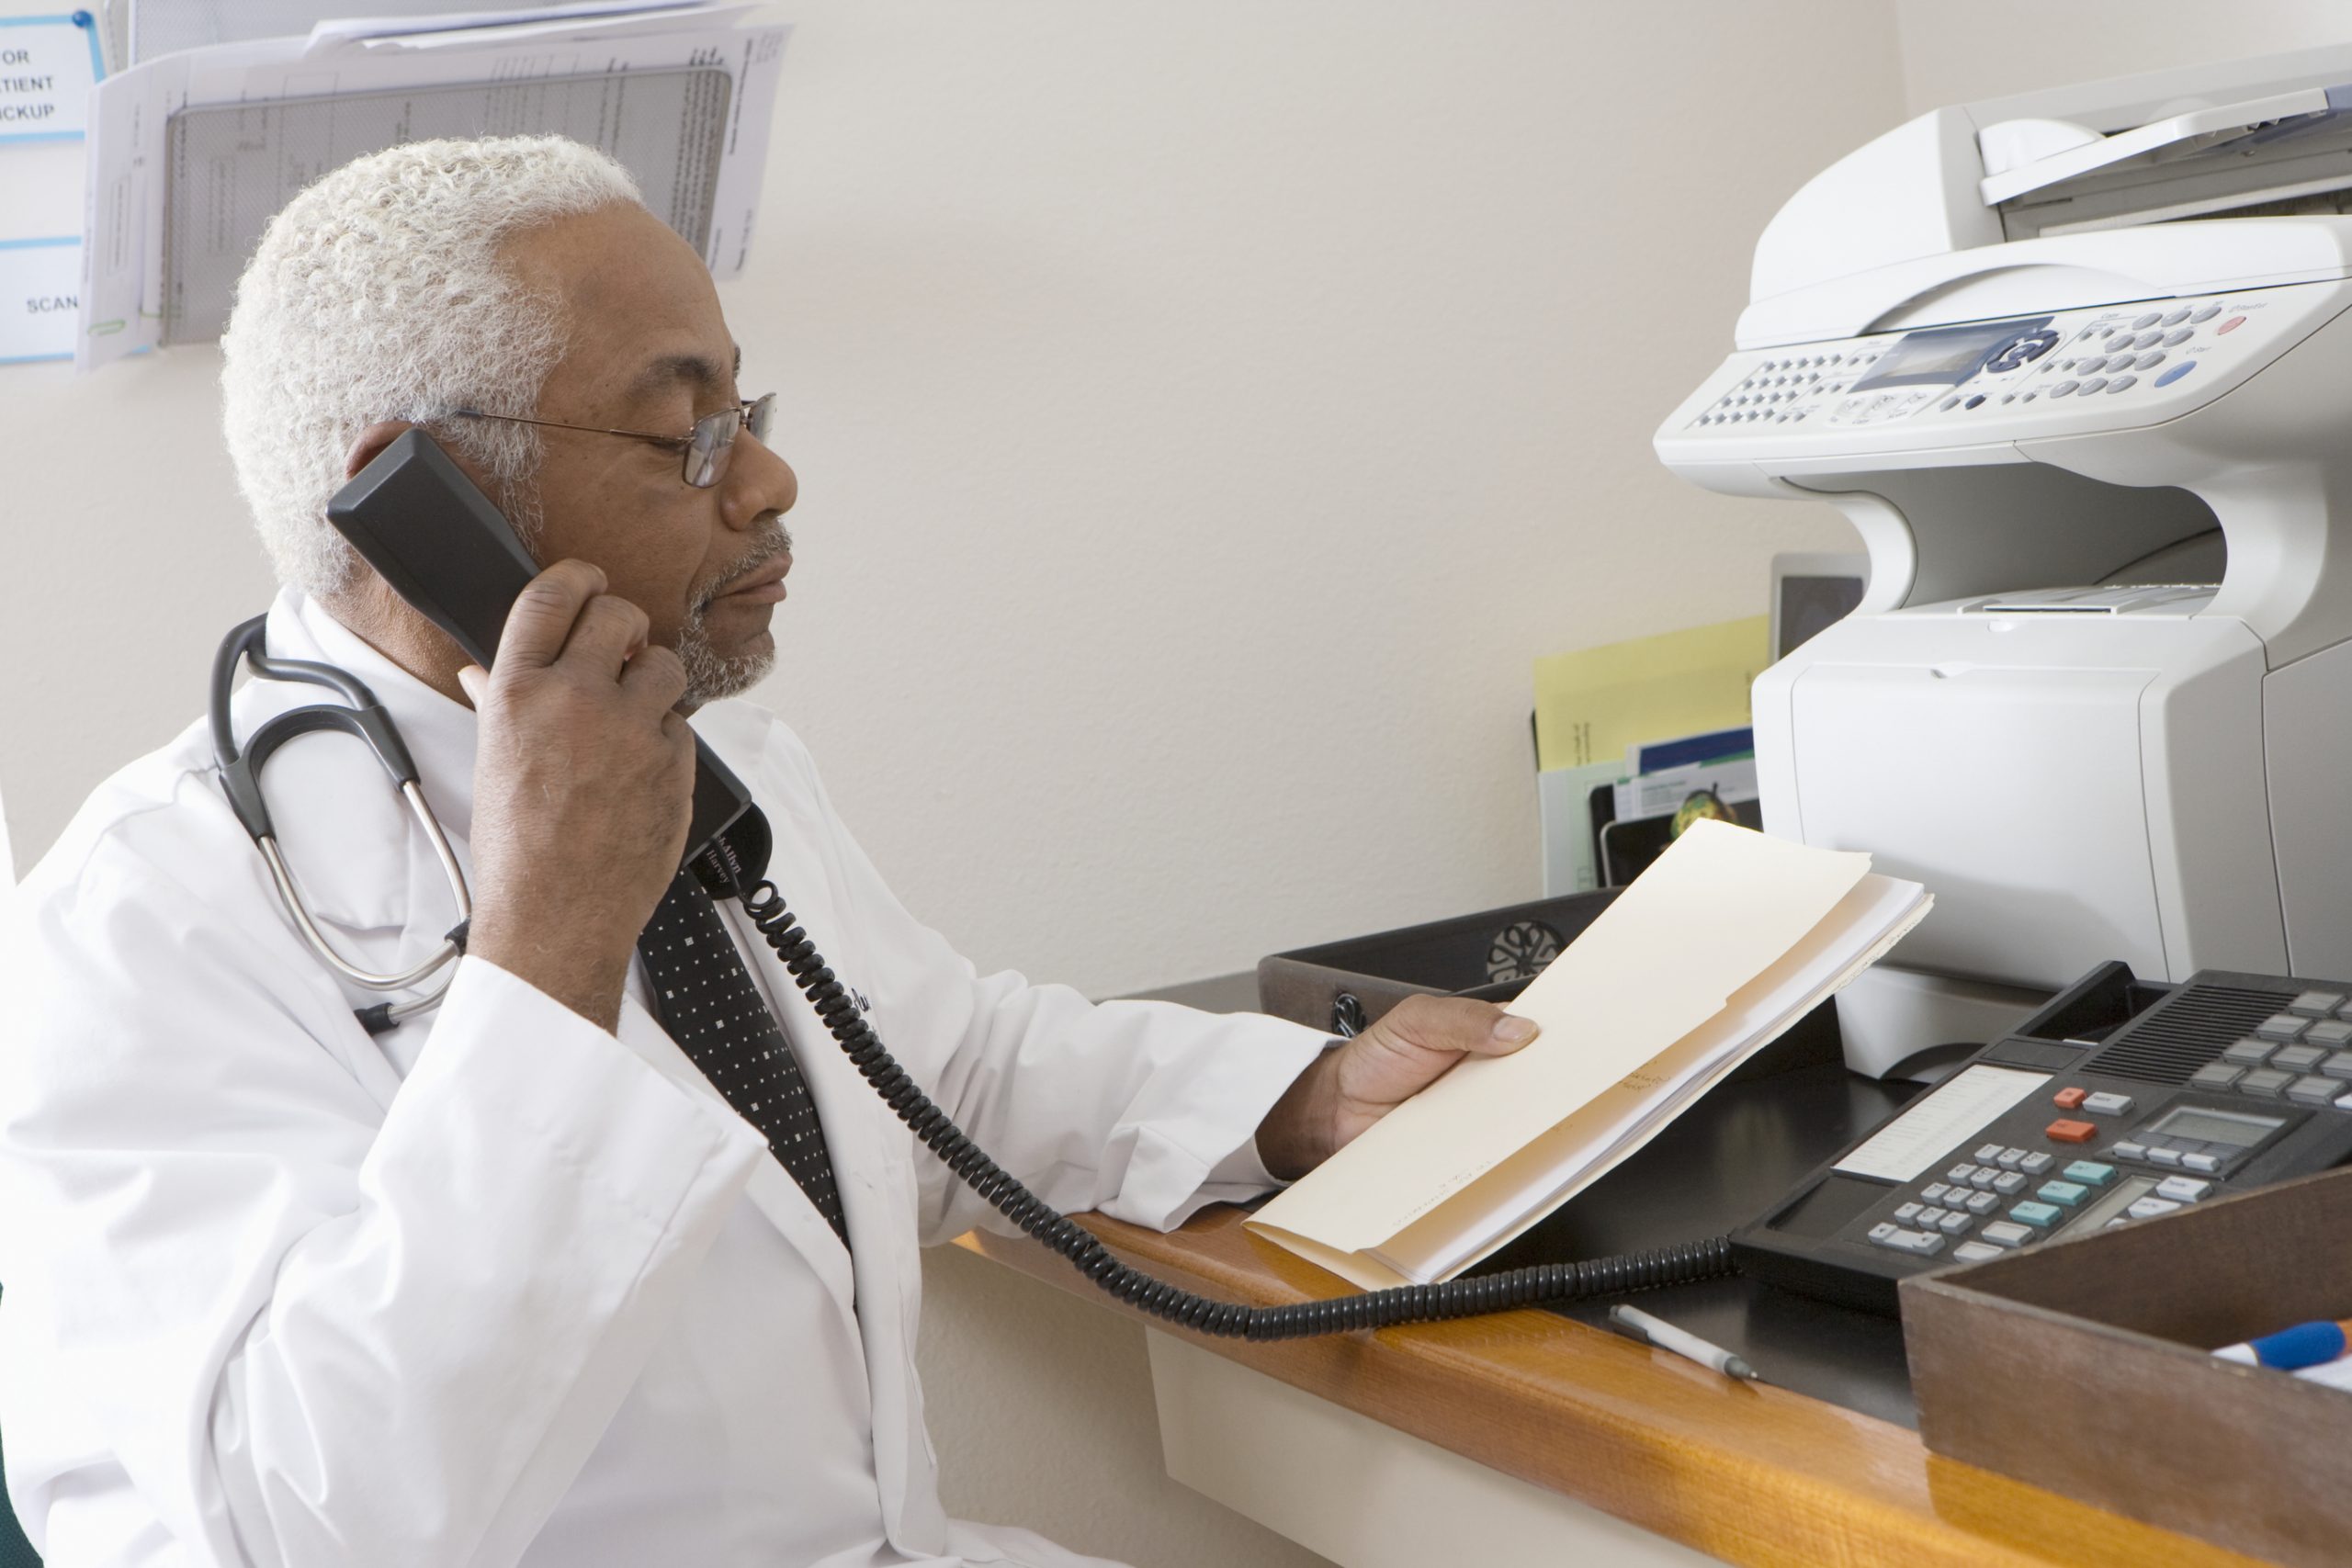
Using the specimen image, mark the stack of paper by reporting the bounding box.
[1249,820,1931,1289]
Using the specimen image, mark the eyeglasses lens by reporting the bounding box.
[684,395,777,488]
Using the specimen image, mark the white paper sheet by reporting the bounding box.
[308,2,707,50]
[78,3,786,367]
[128,0,586,64]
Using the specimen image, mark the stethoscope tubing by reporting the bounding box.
[212,616,471,1028]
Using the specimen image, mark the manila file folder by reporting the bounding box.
[1247,820,1930,1289]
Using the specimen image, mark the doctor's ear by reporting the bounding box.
[342,420,417,479]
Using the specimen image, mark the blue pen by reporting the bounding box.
[2213,1317,2352,1371]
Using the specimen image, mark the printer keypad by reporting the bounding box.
[1693,298,2245,435]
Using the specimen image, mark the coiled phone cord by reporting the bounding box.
[702,843,1738,1342]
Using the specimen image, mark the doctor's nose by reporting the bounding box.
[721,432,797,533]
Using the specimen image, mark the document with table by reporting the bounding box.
[1248,820,1931,1289]
[76,2,786,367]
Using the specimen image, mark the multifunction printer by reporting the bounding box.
[1657,45,2352,1074]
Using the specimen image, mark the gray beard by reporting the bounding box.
[678,517,792,705]
[677,606,776,705]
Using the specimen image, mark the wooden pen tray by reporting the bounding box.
[1902,1164,2352,1565]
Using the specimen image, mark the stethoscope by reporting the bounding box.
[210,615,472,1032]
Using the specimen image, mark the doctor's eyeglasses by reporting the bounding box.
[454,392,777,489]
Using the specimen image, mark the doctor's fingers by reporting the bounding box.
[1363,994,1540,1060]
[618,642,690,714]
[493,559,610,673]
[554,593,655,683]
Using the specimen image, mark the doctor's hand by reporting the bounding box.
[1254,996,1540,1180]
[458,560,697,1032]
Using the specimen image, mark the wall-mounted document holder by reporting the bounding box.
[161,66,731,344]
[77,5,789,369]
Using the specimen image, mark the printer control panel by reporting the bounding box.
[1677,288,2301,439]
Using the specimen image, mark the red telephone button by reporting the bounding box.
[2047,1119,2098,1144]
[2052,1088,2087,1110]
[2216,315,2246,334]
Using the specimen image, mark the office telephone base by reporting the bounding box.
[1735,963,2352,1314]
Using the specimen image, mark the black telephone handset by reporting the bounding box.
[325,429,768,886]
[323,434,1717,1338]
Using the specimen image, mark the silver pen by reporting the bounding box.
[1608,1303,1761,1382]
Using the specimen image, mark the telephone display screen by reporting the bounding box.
[2145,1105,2284,1149]
[1849,320,2042,390]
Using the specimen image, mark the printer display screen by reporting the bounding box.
[1849,320,2032,391]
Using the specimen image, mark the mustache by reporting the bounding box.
[692,516,794,614]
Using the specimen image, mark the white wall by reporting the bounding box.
[0,1,1880,1001]
[0,6,1913,1566]
[1896,0,2352,112]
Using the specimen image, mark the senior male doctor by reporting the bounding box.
[0,138,1538,1568]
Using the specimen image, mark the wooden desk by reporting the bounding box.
[960,1205,2265,1568]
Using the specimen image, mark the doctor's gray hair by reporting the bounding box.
[220,136,643,599]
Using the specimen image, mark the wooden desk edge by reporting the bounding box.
[955,1209,2267,1568]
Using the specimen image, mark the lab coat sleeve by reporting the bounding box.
[0,823,767,1568]
[750,727,1333,1245]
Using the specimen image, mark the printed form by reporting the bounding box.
[77,4,786,367]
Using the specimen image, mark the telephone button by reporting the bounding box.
[2289,1075,2339,1107]
[2046,1119,2098,1144]
[2052,1087,2087,1110]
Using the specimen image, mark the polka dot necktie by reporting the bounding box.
[637,865,848,1245]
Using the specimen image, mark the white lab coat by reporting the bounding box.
[0,591,1330,1567]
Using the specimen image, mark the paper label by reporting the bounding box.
[0,14,103,141]
[1833,1063,2050,1183]
[0,237,79,362]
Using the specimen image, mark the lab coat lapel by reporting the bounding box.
[608,989,861,1323]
